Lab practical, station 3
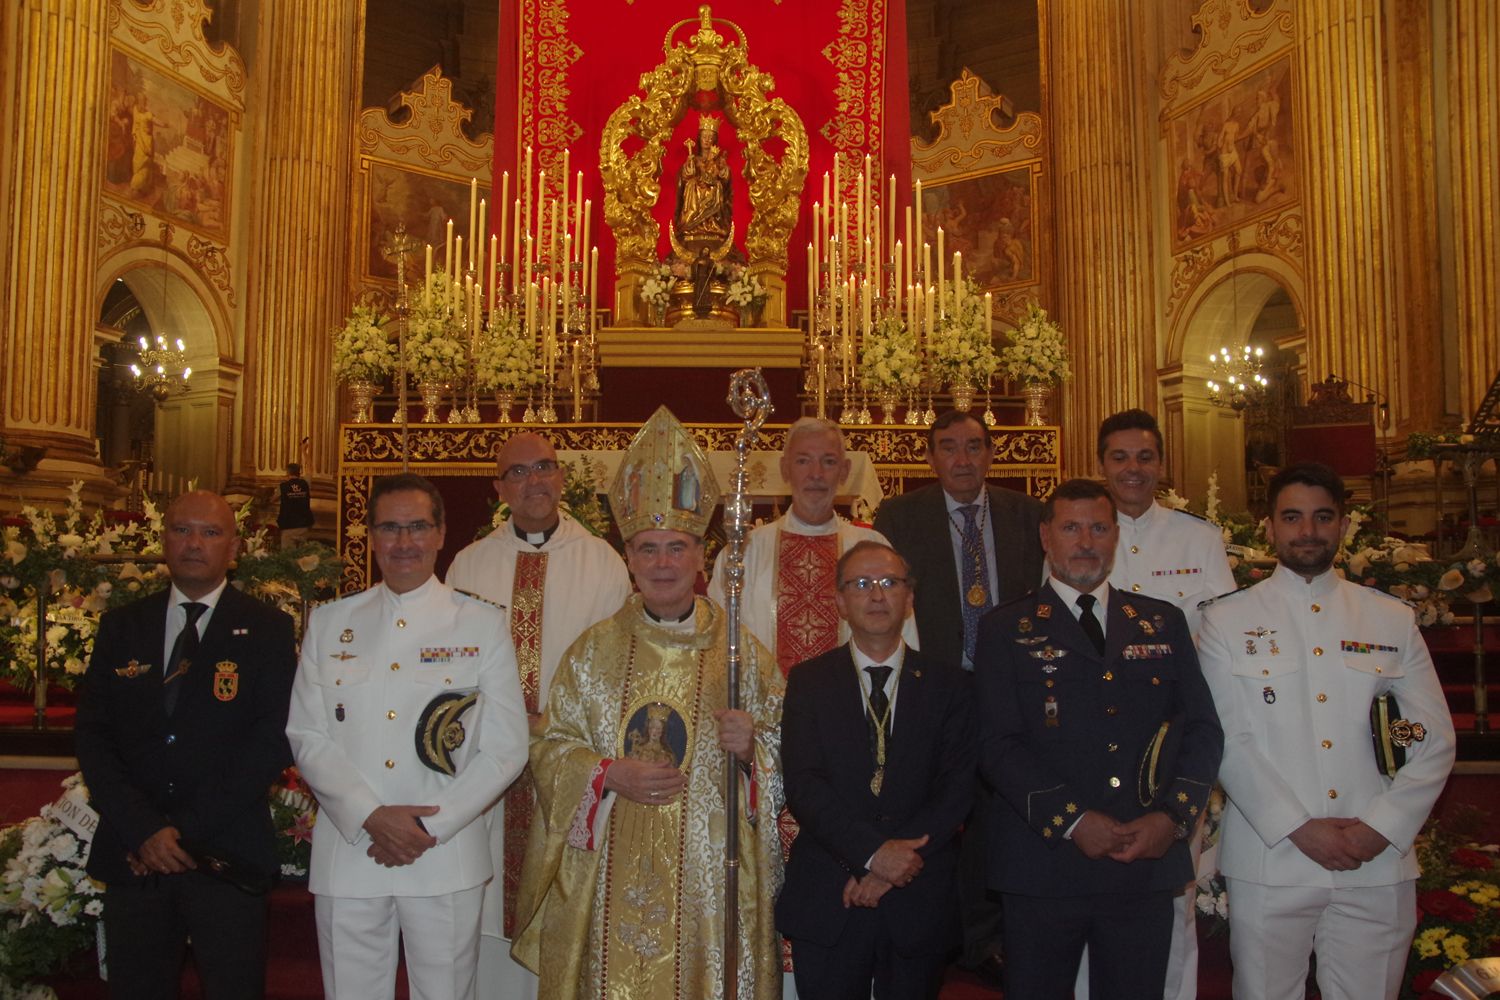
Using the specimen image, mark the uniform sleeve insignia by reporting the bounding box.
[1042,827,1053,838]
[1052,815,1064,827]
[115,659,152,678]
[1036,603,1053,620]
[1065,802,1078,814]
[213,660,239,702]
[1138,619,1157,635]
[1122,604,1138,619]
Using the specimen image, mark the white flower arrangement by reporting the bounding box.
[926,278,998,388]
[472,313,539,392]
[724,264,768,308]
[859,316,922,392]
[403,297,468,383]
[638,262,677,310]
[999,302,1071,387]
[331,304,396,384]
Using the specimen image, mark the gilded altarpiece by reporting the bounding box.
[911,71,1048,338]
[350,68,493,307]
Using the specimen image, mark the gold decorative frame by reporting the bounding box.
[598,6,809,324]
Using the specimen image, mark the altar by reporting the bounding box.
[337,420,1060,592]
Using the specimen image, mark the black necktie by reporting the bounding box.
[1076,594,1106,656]
[865,664,893,750]
[163,602,207,716]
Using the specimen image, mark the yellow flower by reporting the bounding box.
[1443,933,1470,964]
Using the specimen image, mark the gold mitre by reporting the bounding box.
[609,406,721,540]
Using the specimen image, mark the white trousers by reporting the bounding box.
[1225,878,1416,1000]
[315,885,484,1000]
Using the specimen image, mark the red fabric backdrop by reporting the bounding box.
[495,0,909,317]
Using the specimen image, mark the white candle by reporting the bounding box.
[571,340,580,413]
[560,151,570,262]
[444,219,454,277]
[925,283,935,336]
[936,228,946,315]
[499,171,509,270]
[589,247,598,340]
[954,251,963,312]
[573,172,584,261]
[816,343,826,418]
[424,242,433,286]
[475,198,486,279]
[488,234,498,315]
[904,206,913,282]
[581,199,591,271]
[985,292,993,338]
[511,199,522,296]
[914,179,923,251]
[468,178,478,269]
[893,240,903,312]
[888,174,897,261]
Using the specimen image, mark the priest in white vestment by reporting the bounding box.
[447,431,633,1000]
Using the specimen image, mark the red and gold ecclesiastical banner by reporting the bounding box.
[495,0,910,316]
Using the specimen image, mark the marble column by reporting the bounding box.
[237,5,358,486]
[0,0,109,475]
[1443,3,1499,422]
[1294,2,1404,418]
[1048,1,1158,475]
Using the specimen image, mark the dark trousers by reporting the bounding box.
[1001,889,1175,1000]
[790,909,947,1000]
[103,871,269,1000]
[959,787,1004,966]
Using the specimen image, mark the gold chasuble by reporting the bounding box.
[512,594,785,1000]
[772,529,841,676]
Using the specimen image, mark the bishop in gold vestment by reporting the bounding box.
[511,406,786,1000]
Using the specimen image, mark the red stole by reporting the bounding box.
[773,530,841,676]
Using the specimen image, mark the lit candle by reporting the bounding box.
[571,340,580,415]
[581,199,591,271]
[573,172,584,261]
[549,198,560,280]
[904,206,913,282]
[511,200,522,296]
[560,150,570,262]
[499,172,509,270]
[816,343,826,419]
[906,281,915,334]
[984,292,993,338]
[925,283,935,337]
[914,179,923,251]
[832,153,841,215]
[807,242,816,322]
[893,240,903,313]
[936,228,946,315]
[444,219,454,277]
[953,251,963,312]
[488,234,498,316]
[589,247,598,341]
[468,178,478,269]
[888,174,897,262]
[424,243,433,301]
[922,242,931,292]
[475,198,486,278]
[454,236,464,294]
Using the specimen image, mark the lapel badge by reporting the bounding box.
[1122,604,1138,619]
[335,703,345,722]
[332,651,356,661]
[1015,635,1048,646]
[1263,686,1276,704]
[213,660,239,702]
[1044,695,1059,726]
[1042,663,1058,674]
[1245,639,1258,655]
[1269,639,1281,656]
[115,659,151,678]
[339,628,355,644]
[1139,620,1156,636]
[1036,603,1053,620]
[1244,626,1277,638]
[1019,617,1033,633]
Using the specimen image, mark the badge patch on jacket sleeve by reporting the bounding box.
[213,661,239,702]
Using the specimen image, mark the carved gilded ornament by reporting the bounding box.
[1255,211,1303,259]
[185,235,235,306]
[1157,0,1294,111]
[98,203,148,252]
[599,6,808,272]
[912,70,1044,177]
[108,0,247,105]
[355,68,492,173]
[1167,247,1217,317]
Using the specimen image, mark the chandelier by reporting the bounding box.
[131,334,191,402]
[1205,345,1267,411]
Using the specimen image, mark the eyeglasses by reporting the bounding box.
[500,459,560,483]
[838,575,910,593]
[372,520,437,540]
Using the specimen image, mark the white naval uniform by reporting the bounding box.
[707,511,920,657]
[1198,564,1455,1000]
[1076,500,1237,1000]
[445,513,632,1000]
[287,576,529,1000]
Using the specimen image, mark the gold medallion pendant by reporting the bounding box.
[869,766,884,796]
[967,583,988,607]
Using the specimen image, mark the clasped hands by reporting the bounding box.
[127,825,195,876]
[364,805,440,867]
[842,834,930,909]
[1288,817,1389,870]
[1070,810,1178,862]
[603,708,754,807]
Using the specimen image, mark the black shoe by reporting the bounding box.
[972,950,1005,989]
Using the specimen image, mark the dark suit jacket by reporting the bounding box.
[974,583,1223,897]
[75,584,297,883]
[873,482,1044,668]
[776,644,975,956]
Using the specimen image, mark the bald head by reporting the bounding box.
[494,432,563,533]
[163,490,239,599]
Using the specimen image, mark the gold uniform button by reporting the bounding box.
[1107,743,1119,752]
[1375,667,1383,674]
[1102,671,1114,681]
[444,677,453,686]
[1130,545,1139,554]
[1317,693,1328,703]
[1109,776,1121,788]
[1321,739,1333,749]
[1151,677,1160,685]
[387,710,397,720]
[1311,604,1321,613]
[397,619,407,628]
[1045,679,1055,688]
[335,678,342,686]
[1131,584,1141,592]
[385,759,395,769]
[1328,789,1338,799]
[1262,669,1270,676]
[391,662,400,671]
[1177,590,1184,598]
[1105,706,1119,716]
[1313,647,1324,656]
